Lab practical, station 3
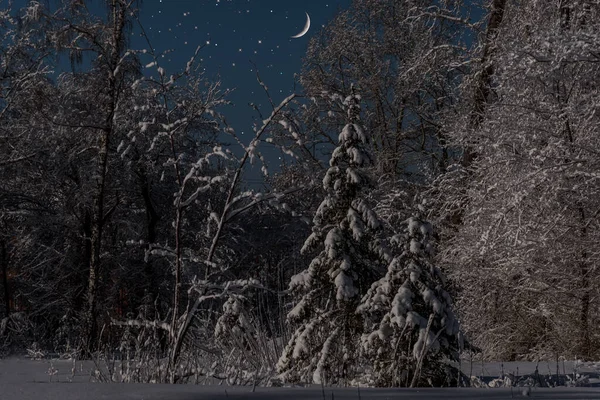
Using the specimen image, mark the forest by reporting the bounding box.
[0,0,599,388]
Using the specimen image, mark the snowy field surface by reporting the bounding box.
[1,358,599,400]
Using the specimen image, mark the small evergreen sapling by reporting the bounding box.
[358,207,462,387]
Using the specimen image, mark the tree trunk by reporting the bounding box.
[449,0,508,228]
[1,240,10,319]
[463,0,507,168]
[578,251,591,358]
[171,209,182,335]
[139,169,160,308]
[84,128,110,353]
[83,0,127,354]
[558,0,592,359]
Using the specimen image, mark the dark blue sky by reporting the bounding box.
[129,0,352,183]
[11,0,482,183]
[7,0,350,182]
[132,0,351,178]
[131,0,482,183]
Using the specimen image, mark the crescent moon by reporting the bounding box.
[291,12,310,39]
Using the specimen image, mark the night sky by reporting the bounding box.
[7,0,351,183]
[11,0,480,183]
[137,1,350,103]
[134,0,352,182]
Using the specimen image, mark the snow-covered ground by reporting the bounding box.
[3,383,600,400]
[461,360,600,386]
[1,357,599,399]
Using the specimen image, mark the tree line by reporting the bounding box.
[1,0,599,387]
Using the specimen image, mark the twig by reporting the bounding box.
[410,314,434,388]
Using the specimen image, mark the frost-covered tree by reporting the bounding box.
[359,208,461,387]
[429,0,508,228]
[277,89,389,384]
[297,0,467,180]
[0,2,62,348]
[442,0,600,360]
[39,0,145,352]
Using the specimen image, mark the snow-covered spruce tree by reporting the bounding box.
[358,207,461,387]
[277,89,388,384]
